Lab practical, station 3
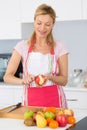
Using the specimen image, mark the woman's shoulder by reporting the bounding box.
[15,40,28,48]
[55,40,66,48]
[54,40,68,58]
[14,40,29,56]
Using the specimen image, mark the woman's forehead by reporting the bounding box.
[35,14,53,23]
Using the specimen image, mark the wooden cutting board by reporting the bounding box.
[0,105,44,120]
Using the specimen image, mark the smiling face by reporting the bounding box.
[34,14,54,39]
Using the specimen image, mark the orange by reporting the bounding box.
[46,118,54,125]
[49,120,59,129]
[44,107,56,113]
[67,116,76,124]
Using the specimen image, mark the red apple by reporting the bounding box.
[33,113,37,122]
[64,109,74,116]
[56,114,68,127]
[35,74,46,86]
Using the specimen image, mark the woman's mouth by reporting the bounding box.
[39,30,47,35]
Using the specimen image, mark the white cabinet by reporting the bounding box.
[82,0,87,19]
[0,0,21,39]
[0,87,14,105]
[21,0,82,23]
[64,88,87,110]
[0,84,23,106]
[49,0,82,21]
[14,87,24,104]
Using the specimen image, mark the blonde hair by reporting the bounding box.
[28,4,56,49]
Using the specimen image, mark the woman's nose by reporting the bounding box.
[41,24,46,30]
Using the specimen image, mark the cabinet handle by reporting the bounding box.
[67,99,78,101]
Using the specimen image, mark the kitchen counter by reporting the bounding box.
[0,82,87,91]
[0,118,70,130]
[0,116,84,130]
[0,82,23,88]
[0,104,87,130]
[0,114,86,130]
[0,83,87,129]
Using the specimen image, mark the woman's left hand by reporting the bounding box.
[45,73,53,81]
[22,74,35,85]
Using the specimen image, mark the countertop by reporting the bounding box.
[0,82,87,92]
[0,82,23,88]
[0,105,86,130]
[0,114,86,130]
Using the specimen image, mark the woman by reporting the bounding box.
[4,4,68,108]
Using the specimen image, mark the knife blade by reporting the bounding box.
[4,102,22,113]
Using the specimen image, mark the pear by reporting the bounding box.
[36,114,47,128]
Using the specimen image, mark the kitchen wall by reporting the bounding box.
[0,39,20,54]
[22,20,87,73]
[0,20,87,74]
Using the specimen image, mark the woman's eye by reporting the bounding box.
[37,23,41,25]
[46,24,50,26]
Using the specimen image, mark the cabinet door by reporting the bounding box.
[0,0,21,39]
[64,90,87,109]
[0,22,21,39]
[49,0,82,21]
[21,0,82,23]
[82,0,87,19]
[21,0,44,23]
[14,87,24,105]
[0,87,14,105]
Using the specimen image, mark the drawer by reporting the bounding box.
[64,90,87,109]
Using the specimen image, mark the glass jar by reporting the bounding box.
[82,69,87,88]
[67,69,83,87]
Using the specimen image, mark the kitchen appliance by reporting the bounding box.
[0,53,23,82]
[66,116,87,130]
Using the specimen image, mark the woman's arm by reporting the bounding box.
[4,50,35,85]
[3,50,23,84]
[46,53,68,86]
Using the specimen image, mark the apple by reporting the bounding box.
[35,74,46,86]
[64,109,74,116]
[56,109,64,115]
[24,110,34,119]
[44,112,55,119]
[33,113,37,122]
[56,114,68,127]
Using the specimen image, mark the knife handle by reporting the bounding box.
[16,102,22,108]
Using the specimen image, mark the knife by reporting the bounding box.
[4,102,22,113]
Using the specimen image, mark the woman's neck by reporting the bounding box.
[36,37,47,46]
[33,38,51,54]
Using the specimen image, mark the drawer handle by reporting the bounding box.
[67,99,78,101]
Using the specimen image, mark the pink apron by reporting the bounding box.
[23,44,67,108]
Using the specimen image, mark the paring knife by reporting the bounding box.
[4,102,22,113]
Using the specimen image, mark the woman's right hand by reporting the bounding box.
[21,74,35,85]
